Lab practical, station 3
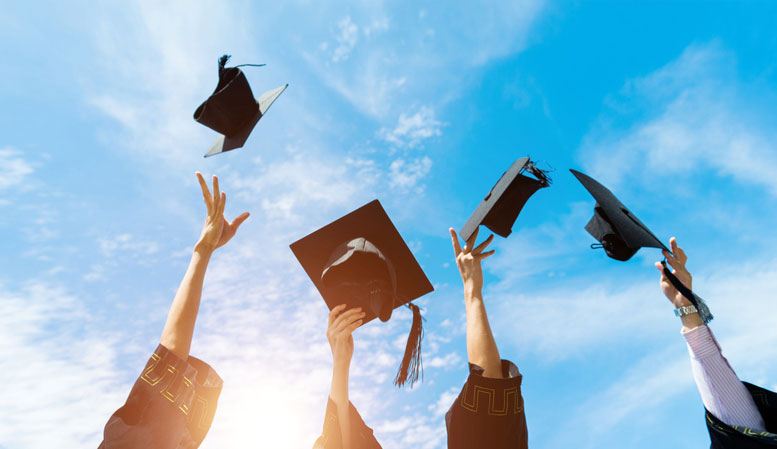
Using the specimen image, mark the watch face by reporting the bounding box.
[675,305,697,317]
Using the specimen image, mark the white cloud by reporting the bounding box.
[228,147,378,225]
[0,282,127,448]
[374,410,447,449]
[579,42,777,195]
[493,248,777,359]
[98,233,159,257]
[426,351,462,369]
[389,156,432,192]
[380,106,444,149]
[83,264,107,282]
[492,278,667,360]
[363,17,390,37]
[0,147,34,191]
[332,16,359,62]
[304,1,546,119]
[428,386,460,417]
[567,349,694,438]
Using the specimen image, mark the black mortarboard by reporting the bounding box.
[570,169,667,261]
[194,55,287,158]
[290,199,434,387]
[571,168,713,323]
[460,157,551,242]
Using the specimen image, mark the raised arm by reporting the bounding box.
[159,172,249,360]
[327,305,364,449]
[655,237,764,430]
[449,227,501,378]
[654,237,703,332]
[314,305,381,449]
[445,227,528,449]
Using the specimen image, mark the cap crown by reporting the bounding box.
[290,200,434,324]
[570,169,668,261]
[321,237,398,322]
[460,157,550,241]
[194,67,260,137]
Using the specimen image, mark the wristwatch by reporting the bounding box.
[674,305,698,317]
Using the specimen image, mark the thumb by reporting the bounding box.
[231,212,250,229]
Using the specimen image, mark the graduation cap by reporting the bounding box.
[570,168,712,323]
[290,199,434,387]
[194,55,287,158]
[459,157,551,241]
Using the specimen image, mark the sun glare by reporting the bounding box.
[207,375,325,449]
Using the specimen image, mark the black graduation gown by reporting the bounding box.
[446,360,528,449]
[98,344,223,449]
[313,398,382,449]
[707,382,777,448]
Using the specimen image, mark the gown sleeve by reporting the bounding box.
[705,382,777,449]
[98,344,223,449]
[313,398,382,449]
[445,360,528,449]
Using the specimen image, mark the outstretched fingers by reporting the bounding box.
[217,192,226,219]
[463,227,479,254]
[231,212,250,230]
[671,237,688,265]
[196,172,213,214]
[472,234,494,255]
[212,175,220,208]
[663,245,685,273]
[477,249,495,260]
[450,228,462,257]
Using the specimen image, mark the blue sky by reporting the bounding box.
[2,1,777,448]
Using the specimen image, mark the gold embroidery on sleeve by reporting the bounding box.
[140,351,216,425]
[188,395,213,430]
[459,383,523,415]
[178,377,194,415]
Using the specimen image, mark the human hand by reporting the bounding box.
[327,305,365,368]
[195,172,250,253]
[450,227,495,295]
[654,237,693,308]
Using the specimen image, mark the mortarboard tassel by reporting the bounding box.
[218,54,266,74]
[661,260,713,324]
[218,54,231,76]
[394,302,424,388]
[525,160,553,187]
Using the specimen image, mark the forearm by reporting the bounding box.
[160,245,212,360]
[464,287,503,378]
[680,312,703,333]
[684,325,765,430]
[330,362,352,449]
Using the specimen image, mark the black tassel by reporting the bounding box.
[525,159,553,187]
[394,303,424,388]
[661,260,713,324]
[218,54,231,75]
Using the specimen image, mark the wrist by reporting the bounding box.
[463,284,483,299]
[673,296,693,308]
[194,240,216,256]
[680,313,703,331]
[333,358,351,370]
